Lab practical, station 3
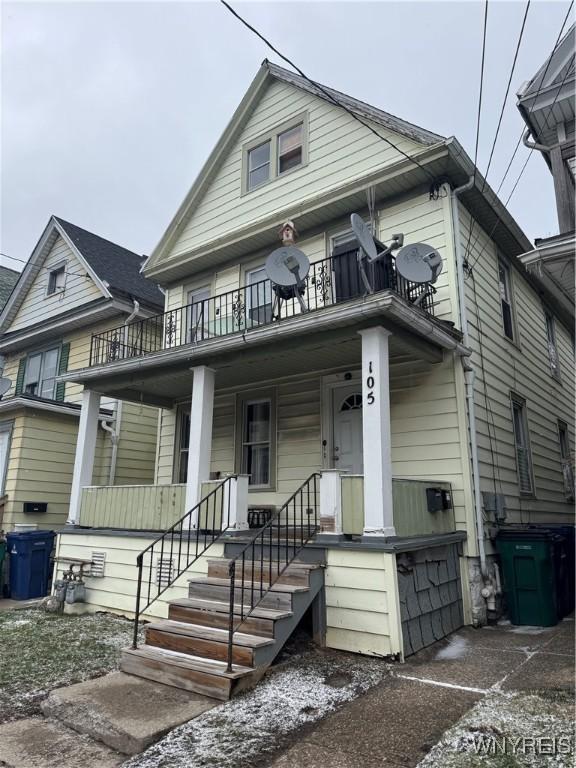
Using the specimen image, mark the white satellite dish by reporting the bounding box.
[265,246,310,316]
[396,243,443,284]
[350,213,404,294]
[265,246,310,286]
[0,378,12,398]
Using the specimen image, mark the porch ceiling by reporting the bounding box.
[82,329,439,408]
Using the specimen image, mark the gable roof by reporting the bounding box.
[0,266,20,311]
[144,61,445,276]
[53,217,163,308]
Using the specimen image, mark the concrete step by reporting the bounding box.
[145,619,275,666]
[41,671,216,755]
[121,645,261,700]
[168,596,292,637]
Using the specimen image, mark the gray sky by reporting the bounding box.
[1,1,571,271]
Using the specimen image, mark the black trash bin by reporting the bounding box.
[6,530,56,600]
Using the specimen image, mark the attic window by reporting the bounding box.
[278,124,303,174]
[47,266,66,295]
[247,141,271,190]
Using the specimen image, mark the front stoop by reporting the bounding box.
[0,717,124,768]
[120,557,325,700]
[41,671,217,755]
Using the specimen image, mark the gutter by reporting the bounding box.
[449,177,488,582]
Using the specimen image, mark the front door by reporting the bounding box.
[332,386,363,473]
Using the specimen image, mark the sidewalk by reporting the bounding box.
[268,617,575,768]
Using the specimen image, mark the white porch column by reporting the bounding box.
[67,389,101,525]
[359,327,395,537]
[319,470,343,535]
[185,366,215,523]
[225,475,249,530]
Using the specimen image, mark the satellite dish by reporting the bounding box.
[0,378,11,398]
[396,243,443,284]
[351,213,378,262]
[265,246,310,287]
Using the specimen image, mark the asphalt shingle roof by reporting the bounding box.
[0,266,20,311]
[54,217,164,310]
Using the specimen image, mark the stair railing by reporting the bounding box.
[225,472,321,672]
[132,475,237,649]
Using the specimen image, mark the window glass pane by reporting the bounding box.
[498,264,509,301]
[39,348,59,398]
[24,354,42,393]
[177,410,190,484]
[248,142,270,170]
[248,165,269,189]
[245,401,270,443]
[278,124,303,174]
[243,444,270,486]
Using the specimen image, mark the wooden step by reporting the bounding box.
[145,620,275,666]
[120,646,259,701]
[207,558,319,587]
[187,577,307,610]
[168,597,292,638]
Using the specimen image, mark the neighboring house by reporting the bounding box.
[0,216,164,536]
[0,267,20,313]
[53,62,574,695]
[516,24,575,318]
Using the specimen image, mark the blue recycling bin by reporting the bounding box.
[6,530,56,600]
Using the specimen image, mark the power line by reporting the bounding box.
[219,0,437,182]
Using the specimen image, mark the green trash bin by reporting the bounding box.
[496,529,560,627]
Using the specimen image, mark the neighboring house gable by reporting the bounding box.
[146,61,444,274]
[0,267,19,312]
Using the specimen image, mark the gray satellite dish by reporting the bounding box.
[396,243,443,284]
[350,213,405,294]
[0,378,12,398]
[265,246,310,287]
[265,245,310,316]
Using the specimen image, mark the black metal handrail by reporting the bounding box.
[225,472,321,672]
[90,252,436,366]
[132,475,237,649]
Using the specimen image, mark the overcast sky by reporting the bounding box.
[1,1,571,272]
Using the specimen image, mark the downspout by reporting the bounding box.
[449,178,488,581]
[99,300,139,485]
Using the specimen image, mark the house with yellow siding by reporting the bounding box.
[52,62,574,698]
[0,217,163,545]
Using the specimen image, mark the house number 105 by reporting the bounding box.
[366,362,375,405]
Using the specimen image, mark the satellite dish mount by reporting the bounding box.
[350,213,404,294]
[265,221,310,319]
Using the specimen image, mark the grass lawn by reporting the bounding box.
[0,608,136,723]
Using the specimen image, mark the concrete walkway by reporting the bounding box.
[269,617,575,768]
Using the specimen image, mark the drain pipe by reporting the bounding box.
[449,178,488,582]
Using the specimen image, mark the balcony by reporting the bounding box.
[89,251,437,368]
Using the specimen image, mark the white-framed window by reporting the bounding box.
[23,347,60,399]
[544,310,561,379]
[174,405,191,484]
[557,420,574,501]
[236,390,276,489]
[498,259,515,341]
[0,420,13,496]
[277,123,303,175]
[47,265,66,295]
[243,114,308,193]
[245,266,272,325]
[185,286,210,342]
[510,394,534,496]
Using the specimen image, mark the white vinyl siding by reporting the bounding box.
[9,236,102,333]
[166,78,426,262]
[461,203,575,526]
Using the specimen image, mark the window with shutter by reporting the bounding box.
[511,395,534,495]
[54,342,70,402]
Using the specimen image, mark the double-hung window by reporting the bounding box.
[247,142,271,190]
[23,347,60,399]
[544,311,561,378]
[498,259,515,340]
[47,266,66,295]
[511,395,534,495]
[174,405,191,484]
[558,420,574,501]
[238,392,275,488]
[277,124,303,174]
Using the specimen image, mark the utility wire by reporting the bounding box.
[219,0,437,181]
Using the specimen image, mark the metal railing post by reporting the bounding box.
[226,561,236,673]
[133,553,143,649]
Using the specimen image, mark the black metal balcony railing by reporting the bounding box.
[90,251,436,367]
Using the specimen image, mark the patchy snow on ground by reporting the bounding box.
[417,689,575,768]
[0,608,137,723]
[435,635,469,661]
[125,648,389,768]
